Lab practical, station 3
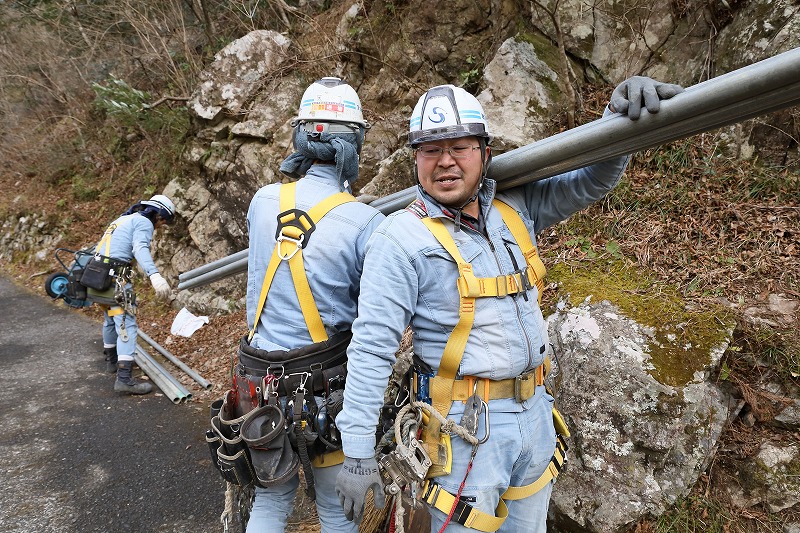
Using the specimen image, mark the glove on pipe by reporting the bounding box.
[610,76,684,119]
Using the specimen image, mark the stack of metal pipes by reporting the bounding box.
[133,329,213,404]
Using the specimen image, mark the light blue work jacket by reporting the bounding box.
[97,213,159,276]
[246,164,386,351]
[338,154,630,458]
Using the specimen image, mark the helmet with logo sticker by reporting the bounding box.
[408,85,491,147]
[294,77,368,130]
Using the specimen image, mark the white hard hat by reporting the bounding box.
[295,77,367,129]
[408,85,491,146]
[141,194,176,223]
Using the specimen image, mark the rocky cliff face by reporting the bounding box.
[165,0,799,314]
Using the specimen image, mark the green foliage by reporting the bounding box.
[654,494,734,532]
[459,55,481,93]
[71,174,100,201]
[92,76,150,128]
[564,235,596,258]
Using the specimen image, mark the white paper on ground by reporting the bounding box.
[170,307,209,337]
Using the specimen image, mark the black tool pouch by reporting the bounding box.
[240,402,300,487]
[208,390,257,487]
[67,268,88,301]
[80,255,128,291]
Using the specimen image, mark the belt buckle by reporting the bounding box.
[514,370,534,403]
[494,275,508,298]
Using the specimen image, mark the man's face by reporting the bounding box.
[415,136,489,213]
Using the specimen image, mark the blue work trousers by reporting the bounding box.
[427,391,557,533]
[246,460,357,533]
[102,309,138,360]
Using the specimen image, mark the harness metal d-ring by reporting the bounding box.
[277,233,305,260]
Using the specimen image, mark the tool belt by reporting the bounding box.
[206,331,351,496]
[450,366,545,403]
[414,360,547,479]
[79,254,130,291]
[236,330,350,400]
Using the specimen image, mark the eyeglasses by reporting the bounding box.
[415,145,481,159]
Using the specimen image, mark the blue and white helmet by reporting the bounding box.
[408,85,491,146]
[141,194,176,224]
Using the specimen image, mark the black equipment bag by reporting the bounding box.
[79,255,128,291]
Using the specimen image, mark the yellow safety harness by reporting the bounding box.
[248,182,354,469]
[248,182,355,343]
[414,199,569,532]
[90,221,128,316]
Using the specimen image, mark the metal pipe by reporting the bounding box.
[177,256,248,290]
[134,345,189,403]
[178,249,249,282]
[135,344,193,403]
[134,346,187,404]
[139,344,194,401]
[137,329,212,390]
[177,47,800,291]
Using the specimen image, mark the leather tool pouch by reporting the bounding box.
[240,402,300,487]
[208,390,257,487]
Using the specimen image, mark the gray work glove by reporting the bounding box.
[335,456,385,523]
[609,76,684,119]
[356,194,379,204]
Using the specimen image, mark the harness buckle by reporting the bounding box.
[518,267,533,292]
[494,275,508,298]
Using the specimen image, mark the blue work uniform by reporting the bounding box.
[99,213,161,360]
[245,163,385,533]
[337,153,630,532]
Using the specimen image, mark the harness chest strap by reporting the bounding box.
[417,200,547,442]
[248,183,355,344]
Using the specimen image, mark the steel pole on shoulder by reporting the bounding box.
[177,47,800,291]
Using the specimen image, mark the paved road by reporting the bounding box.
[0,274,226,533]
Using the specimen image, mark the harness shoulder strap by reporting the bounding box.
[248,183,355,343]
[96,221,120,259]
[491,199,547,303]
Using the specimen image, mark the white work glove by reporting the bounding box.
[609,76,684,120]
[149,273,171,299]
[336,456,385,523]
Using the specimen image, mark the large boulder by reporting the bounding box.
[547,298,735,531]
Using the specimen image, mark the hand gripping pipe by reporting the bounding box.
[137,329,213,390]
[177,47,800,291]
[134,344,193,404]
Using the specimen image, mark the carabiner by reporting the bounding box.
[277,233,304,260]
[477,399,490,445]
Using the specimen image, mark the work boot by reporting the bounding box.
[114,361,153,395]
[103,347,118,374]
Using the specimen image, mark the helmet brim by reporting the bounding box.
[408,123,491,146]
